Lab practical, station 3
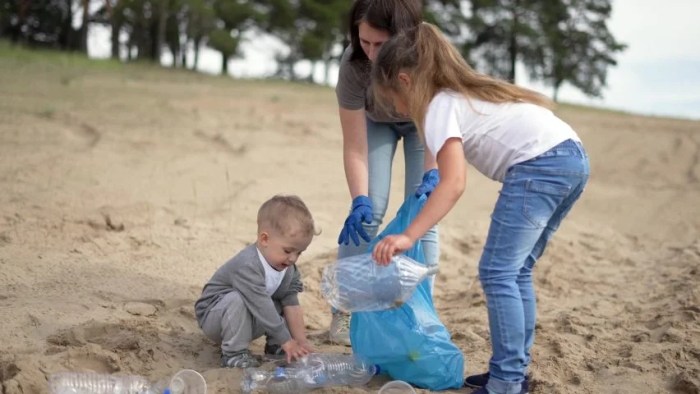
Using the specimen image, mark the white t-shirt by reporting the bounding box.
[257,248,287,296]
[424,90,580,182]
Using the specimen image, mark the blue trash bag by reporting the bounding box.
[349,195,465,390]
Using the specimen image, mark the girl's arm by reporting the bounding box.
[339,107,369,198]
[423,143,438,171]
[373,138,466,264]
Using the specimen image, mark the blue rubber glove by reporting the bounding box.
[415,169,440,198]
[338,195,373,246]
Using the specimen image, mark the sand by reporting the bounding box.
[0,51,699,393]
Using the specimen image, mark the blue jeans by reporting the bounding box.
[338,118,440,280]
[480,139,589,394]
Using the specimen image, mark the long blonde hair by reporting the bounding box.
[372,22,554,133]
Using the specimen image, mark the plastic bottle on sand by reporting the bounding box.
[48,369,206,394]
[241,353,377,393]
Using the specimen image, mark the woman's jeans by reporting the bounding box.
[481,139,589,394]
[338,118,440,281]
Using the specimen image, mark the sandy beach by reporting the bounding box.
[1,49,699,393]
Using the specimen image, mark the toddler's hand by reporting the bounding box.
[297,338,316,353]
[282,339,311,363]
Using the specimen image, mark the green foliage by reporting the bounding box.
[458,0,624,98]
[424,0,469,41]
[460,0,542,81]
[530,0,627,99]
[0,0,625,97]
[214,0,259,28]
[0,0,79,50]
[208,28,240,58]
[0,39,121,69]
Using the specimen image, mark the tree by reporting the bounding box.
[209,0,259,75]
[424,0,469,45]
[462,0,541,82]
[297,0,349,84]
[255,0,301,80]
[529,0,626,100]
[462,0,624,99]
[185,0,216,70]
[0,0,81,50]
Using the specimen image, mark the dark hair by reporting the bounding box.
[348,0,423,62]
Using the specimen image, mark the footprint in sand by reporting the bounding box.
[124,301,159,317]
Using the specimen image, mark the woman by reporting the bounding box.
[329,0,440,345]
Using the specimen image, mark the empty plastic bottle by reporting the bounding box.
[321,253,438,312]
[48,369,206,394]
[48,372,153,394]
[241,353,377,394]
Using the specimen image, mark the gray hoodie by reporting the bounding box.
[194,244,304,345]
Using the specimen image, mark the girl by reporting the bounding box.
[330,0,440,346]
[371,23,589,394]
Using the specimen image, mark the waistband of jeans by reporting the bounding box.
[557,139,583,149]
[542,139,586,157]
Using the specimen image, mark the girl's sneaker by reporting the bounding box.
[464,372,529,393]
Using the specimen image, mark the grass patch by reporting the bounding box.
[0,40,123,71]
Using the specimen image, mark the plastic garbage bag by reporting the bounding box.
[349,195,464,391]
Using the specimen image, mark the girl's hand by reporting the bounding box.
[372,234,414,265]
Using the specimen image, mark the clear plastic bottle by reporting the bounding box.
[48,370,206,394]
[304,353,376,386]
[48,372,154,394]
[241,353,377,394]
[321,253,438,312]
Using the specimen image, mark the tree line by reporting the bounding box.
[0,0,625,99]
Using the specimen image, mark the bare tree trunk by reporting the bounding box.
[155,0,168,62]
[193,38,201,70]
[80,0,90,53]
[111,22,120,59]
[221,55,228,75]
[180,40,188,69]
[107,0,121,59]
[508,4,518,83]
[553,81,561,102]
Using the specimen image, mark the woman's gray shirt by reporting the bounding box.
[335,46,411,123]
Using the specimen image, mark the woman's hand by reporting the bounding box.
[372,234,414,265]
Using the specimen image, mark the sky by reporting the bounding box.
[89,0,700,120]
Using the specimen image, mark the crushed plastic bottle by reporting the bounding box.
[48,369,206,394]
[321,253,438,312]
[241,353,377,394]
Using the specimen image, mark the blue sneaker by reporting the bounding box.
[465,372,529,394]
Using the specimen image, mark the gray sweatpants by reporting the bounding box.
[200,291,274,356]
